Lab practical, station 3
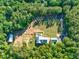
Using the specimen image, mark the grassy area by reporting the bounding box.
[28,36,36,49]
[34,22,58,37]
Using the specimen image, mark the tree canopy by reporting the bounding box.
[0,0,79,59]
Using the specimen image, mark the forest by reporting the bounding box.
[0,0,79,59]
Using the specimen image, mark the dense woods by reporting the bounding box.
[0,0,79,59]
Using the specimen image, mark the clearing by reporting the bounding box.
[13,16,60,48]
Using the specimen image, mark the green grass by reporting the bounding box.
[34,23,58,37]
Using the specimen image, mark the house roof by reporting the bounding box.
[38,36,50,40]
[8,33,14,42]
[38,36,58,40]
[51,38,58,40]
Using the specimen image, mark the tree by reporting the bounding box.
[65,5,79,42]
[47,0,61,6]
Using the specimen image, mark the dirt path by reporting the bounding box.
[13,20,43,47]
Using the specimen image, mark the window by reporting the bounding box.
[51,40,57,44]
[40,40,47,44]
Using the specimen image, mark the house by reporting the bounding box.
[36,35,50,44]
[35,33,61,45]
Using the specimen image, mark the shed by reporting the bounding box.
[8,33,14,43]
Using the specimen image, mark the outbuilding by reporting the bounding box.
[7,33,14,43]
